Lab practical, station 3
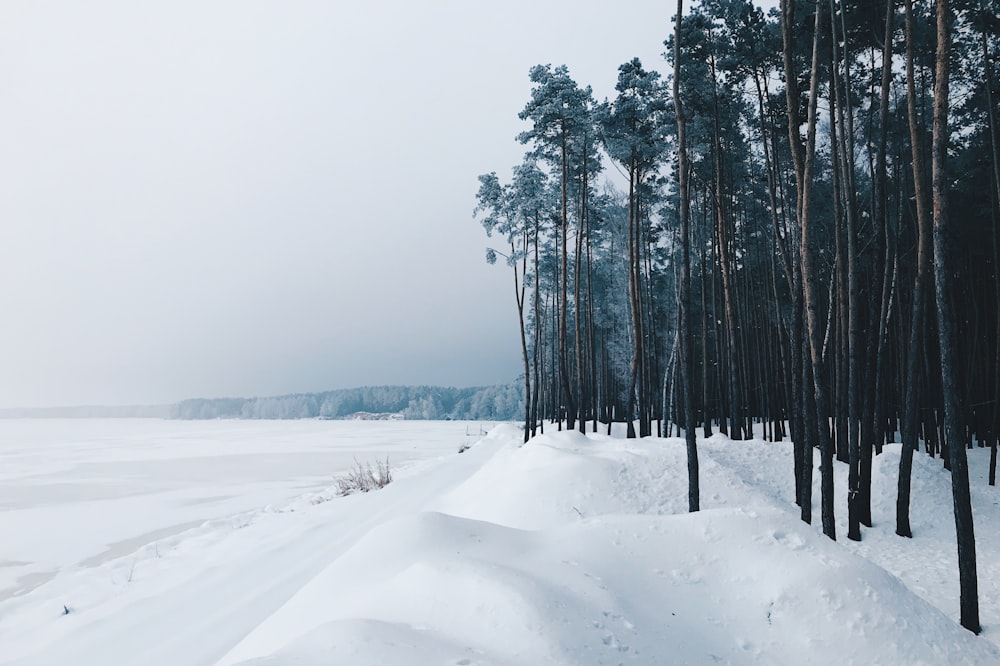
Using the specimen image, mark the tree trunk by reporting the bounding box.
[990,439,997,486]
[513,239,531,444]
[983,17,1000,489]
[897,0,934,540]
[559,130,576,431]
[674,0,698,512]
[626,166,642,439]
[861,0,897,529]
[781,0,811,518]
[828,0,862,542]
[574,151,587,434]
[931,0,980,634]
[795,0,837,540]
[702,243,713,437]
[531,213,543,438]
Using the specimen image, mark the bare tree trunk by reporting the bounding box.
[828,0,862,542]
[531,214,543,438]
[897,0,933,539]
[791,0,837,540]
[559,131,576,431]
[983,19,1000,489]
[830,75,849,466]
[701,244,713,437]
[991,439,997,486]
[574,154,586,434]
[675,0,698,512]
[862,0,897,529]
[931,0,980,634]
[801,340,816,524]
[513,238,532,444]
[587,205,599,433]
[781,0,811,518]
[626,167,642,439]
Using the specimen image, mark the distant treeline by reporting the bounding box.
[170,384,523,421]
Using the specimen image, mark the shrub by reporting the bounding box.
[336,458,392,496]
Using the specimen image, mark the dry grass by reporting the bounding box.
[336,458,392,496]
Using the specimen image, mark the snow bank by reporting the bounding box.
[221,426,1000,666]
[3,420,998,665]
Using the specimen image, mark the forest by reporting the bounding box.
[474,0,998,633]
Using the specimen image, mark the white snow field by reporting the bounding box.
[1,419,998,665]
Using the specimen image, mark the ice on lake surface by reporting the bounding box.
[0,419,479,598]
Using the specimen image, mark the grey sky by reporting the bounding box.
[0,0,758,408]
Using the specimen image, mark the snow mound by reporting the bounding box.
[222,428,1000,666]
[432,429,695,528]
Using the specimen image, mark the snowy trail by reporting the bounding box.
[2,433,502,666]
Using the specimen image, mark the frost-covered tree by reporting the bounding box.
[599,58,671,438]
[519,64,596,431]
[475,158,553,442]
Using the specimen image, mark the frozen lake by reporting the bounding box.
[0,418,488,600]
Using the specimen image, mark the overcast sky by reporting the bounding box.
[0,1,775,408]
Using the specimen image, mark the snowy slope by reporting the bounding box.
[1,420,998,665]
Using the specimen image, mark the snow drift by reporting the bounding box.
[1,420,997,665]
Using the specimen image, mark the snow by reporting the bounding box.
[1,419,998,665]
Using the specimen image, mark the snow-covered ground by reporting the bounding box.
[0,419,997,665]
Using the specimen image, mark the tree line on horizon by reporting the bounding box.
[171,384,522,421]
[475,0,997,633]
